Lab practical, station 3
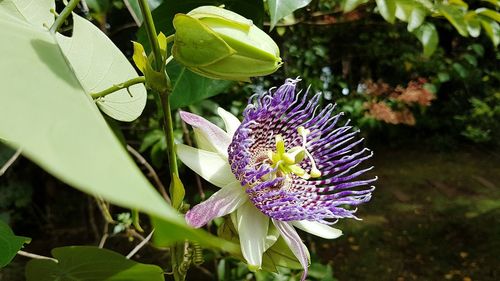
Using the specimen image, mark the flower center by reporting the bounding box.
[266,126,321,180]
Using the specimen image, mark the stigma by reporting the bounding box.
[267,126,321,180]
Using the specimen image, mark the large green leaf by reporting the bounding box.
[168,61,232,109]
[56,14,147,122]
[0,0,237,252]
[438,4,469,36]
[375,0,396,23]
[6,0,55,27]
[0,220,31,268]
[25,246,164,281]
[413,22,439,57]
[267,0,312,29]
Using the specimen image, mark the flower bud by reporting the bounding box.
[172,6,282,81]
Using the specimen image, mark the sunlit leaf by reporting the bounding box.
[393,0,427,31]
[479,16,500,46]
[413,22,439,57]
[56,14,147,122]
[2,0,55,28]
[0,220,31,268]
[25,246,164,281]
[0,0,237,252]
[438,4,469,36]
[408,7,427,31]
[394,0,411,22]
[449,0,468,9]
[466,12,482,37]
[268,0,312,29]
[481,0,500,6]
[375,0,396,23]
[343,0,369,13]
[476,8,500,22]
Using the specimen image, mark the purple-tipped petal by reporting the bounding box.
[179,110,232,157]
[185,181,247,228]
[273,219,310,281]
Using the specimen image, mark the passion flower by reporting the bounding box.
[177,78,376,280]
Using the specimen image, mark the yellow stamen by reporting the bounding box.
[266,127,322,179]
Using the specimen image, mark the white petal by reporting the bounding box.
[179,111,231,157]
[237,201,269,270]
[186,181,247,228]
[193,128,219,154]
[273,219,310,281]
[292,221,343,239]
[265,222,280,251]
[217,107,241,137]
[176,144,237,188]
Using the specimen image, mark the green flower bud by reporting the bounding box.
[172,6,282,81]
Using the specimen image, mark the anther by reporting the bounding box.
[298,126,322,178]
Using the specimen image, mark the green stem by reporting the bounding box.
[158,89,184,281]
[90,77,146,99]
[159,95,179,176]
[137,0,163,71]
[49,0,81,34]
[136,1,184,280]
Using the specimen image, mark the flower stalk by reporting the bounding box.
[137,1,184,280]
[137,0,162,70]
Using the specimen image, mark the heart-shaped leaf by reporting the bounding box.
[56,13,147,122]
[0,220,31,268]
